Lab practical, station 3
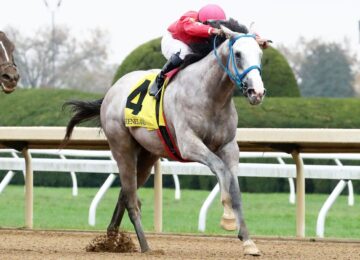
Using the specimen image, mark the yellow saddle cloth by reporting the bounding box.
[124,73,167,130]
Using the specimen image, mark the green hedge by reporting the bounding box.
[113,39,299,97]
[3,89,360,128]
[235,97,360,128]
[112,38,165,85]
[1,89,359,193]
[0,89,101,126]
[261,47,300,97]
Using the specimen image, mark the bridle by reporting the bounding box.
[213,34,263,95]
[0,61,17,71]
[0,40,18,79]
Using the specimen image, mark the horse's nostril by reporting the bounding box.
[247,88,255,96]
[1,74,11,81]
[1,73,19,82]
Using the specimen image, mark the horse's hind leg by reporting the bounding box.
[107,149,159,232]
[107,146,158,253]
[107,189,126,234]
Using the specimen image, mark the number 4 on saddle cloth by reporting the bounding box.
[125,69,186,161]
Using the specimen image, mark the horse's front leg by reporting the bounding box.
[176,134,259,256]
[217,140,260,256]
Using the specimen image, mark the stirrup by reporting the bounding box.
[153,86,163,100]
[149,74,163,96]
[149,83,158,96]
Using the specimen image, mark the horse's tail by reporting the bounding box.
[62,98,103,143]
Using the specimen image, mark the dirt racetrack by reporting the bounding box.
[0,229,360,259]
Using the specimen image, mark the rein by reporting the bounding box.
[0,41,10,62]
[213,34,261,92]
[0,40,17,70]
[0,40,17,73]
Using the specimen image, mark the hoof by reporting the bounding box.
[106,228,119,237]
[141,247,151,253]
[220,216,237,231]
[144,249,165,255]
[243,239,261,256]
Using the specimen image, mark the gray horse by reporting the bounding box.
[64,25,265,256]
[0,31,19,94]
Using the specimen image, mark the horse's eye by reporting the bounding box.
[235,52,241,59]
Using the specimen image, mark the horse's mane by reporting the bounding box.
[180,18,249,69]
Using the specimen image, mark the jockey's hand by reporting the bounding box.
[255,34,272,49]
[212,28,224,36]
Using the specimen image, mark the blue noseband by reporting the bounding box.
[213,34,262,91]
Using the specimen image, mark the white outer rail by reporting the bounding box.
[2,127,360,237]
[0,149,182,199]
[0,149,182,229]
[198,152,358,234]
[0,150,359,237]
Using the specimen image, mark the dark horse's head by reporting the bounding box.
[0,31,19,94]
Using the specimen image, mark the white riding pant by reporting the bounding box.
[161,31,193,60]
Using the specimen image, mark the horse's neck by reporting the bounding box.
[181,41,234,108]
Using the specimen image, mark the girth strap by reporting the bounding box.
[155,87,187,162]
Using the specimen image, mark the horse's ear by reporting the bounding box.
[248,22,256,34]
[220,25,237,39]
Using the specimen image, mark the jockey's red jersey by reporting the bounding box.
[167,11,216,44]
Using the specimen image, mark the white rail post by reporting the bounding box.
[287,178,296,204]
[22,148,33,229]
[0,151,26,194]
[154,160,162,232]
[88,173,117,226]
[334,158,354,206]
[277,157,295,204]
[10,151,26,178]
[198,183,220,232]
[347,180,354,206]
[162,158,181,200]
[316,180,347,238]
[0,170,16,193]
[291,150,305,237]
[59,154,78,196]
[172,174,181,200]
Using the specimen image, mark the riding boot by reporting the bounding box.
[149,52,183,99]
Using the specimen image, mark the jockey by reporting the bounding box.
[149,4,226,98]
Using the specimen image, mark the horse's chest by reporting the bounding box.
[199,120,236,152]
[169,100,237,152]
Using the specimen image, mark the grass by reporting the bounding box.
[0,185,359,239]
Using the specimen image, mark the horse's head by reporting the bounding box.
[218,25,266,105]
[0,31,19,94]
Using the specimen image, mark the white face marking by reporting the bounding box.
[233,37,265,104]
[233,38,262,70]
[0,41,10,62]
